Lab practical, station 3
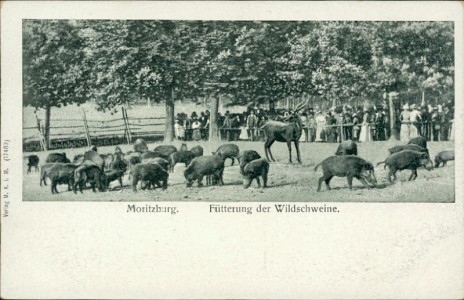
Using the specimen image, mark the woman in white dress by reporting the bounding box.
[409,104,421,139]
[449,118,455,141]
[191,119,202,141]
[359,109,373,142]
[400,104,411,142]
[174,119,185,141]
[315,110,326,142]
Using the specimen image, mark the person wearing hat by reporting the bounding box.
[421,105,431,139]
[230,114,242,141]
[449,117,455,141]
[359,107,373,142]
[306,113,317,142]
[352,111,360,141]
[374,106,386,141]
[199,111,209,141]
[299,112,308,142]
[399,103,411,141]
[246,110,258,141]
[221,111,232,141]
[409,104,421,139]
[174,118,186,141]
[315,109,326,142]
[441,106,451,141]
[183,114,192,141]
[430,106,440,141]
[343,107,353,141]
[326,111,337,143]
[191,117,202,141]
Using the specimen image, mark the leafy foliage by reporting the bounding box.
[24,20,454,114]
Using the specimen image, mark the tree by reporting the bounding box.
[23,20,90,149]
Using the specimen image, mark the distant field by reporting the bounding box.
[23,140,455,203]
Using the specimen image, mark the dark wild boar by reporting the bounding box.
[134,138,148,153]
[239,150,261,175]
[434,150,455,167]
[132,163,169,192]
[190,145,204,157]
[408,136,427,150]
[153,145,177,157]
[169,151,196,172]
[335,140,358,156]
[112,153,128,173]
[141,150,169,161]
[388,144,429,157]
[83,150,105,170]
[184,155,225,187]
[27,155,40,173]
[141,157,170,172]
[41,163,77,194]
[242,158,269,189]
[45,152,70,163]
[314,156,377,192]
[73,163,106,193]
[377,150,433,183]
[103,169,125,191]
[40,163,59,186]
[212,144,240,166]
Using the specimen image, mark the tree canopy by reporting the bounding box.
[23,20,454,143]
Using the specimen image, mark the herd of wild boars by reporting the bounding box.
[29,136,454,195]
[315,136,452,191]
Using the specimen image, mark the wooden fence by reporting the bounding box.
[23,107,165,152]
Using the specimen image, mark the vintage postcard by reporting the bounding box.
[1,1,463,299]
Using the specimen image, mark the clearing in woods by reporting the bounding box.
[23,140,455,202]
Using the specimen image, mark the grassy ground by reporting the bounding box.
[23,139,455,202]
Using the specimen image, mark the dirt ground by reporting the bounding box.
[23,139,455,202]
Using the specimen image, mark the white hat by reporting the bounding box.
[402,104,409,110]
[410,104,417,109]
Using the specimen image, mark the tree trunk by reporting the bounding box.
[44,105,51,150]
[209,95,220,141]
[388,92,398,140]
[269,99,275,113]
[164,88,175,142]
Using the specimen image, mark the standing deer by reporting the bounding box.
[261,100,307,163]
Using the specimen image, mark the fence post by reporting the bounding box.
[82,109,92,147]
[122,107,132,144]
[340,124,345,141]
[36,114,46,151]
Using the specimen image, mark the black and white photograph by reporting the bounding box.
[22,19,455,202]
[2,1,463,299]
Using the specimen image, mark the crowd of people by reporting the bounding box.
[173,102,455,143]
[398,103,455,142]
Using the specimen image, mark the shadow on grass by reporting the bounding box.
[317,182,391,192]
[267,181,300,188]
[372,183,390,189]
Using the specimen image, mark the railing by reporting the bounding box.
[23,116,454,152]
[23,107,165,152]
